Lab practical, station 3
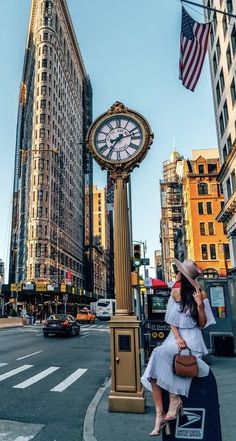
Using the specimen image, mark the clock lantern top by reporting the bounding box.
[86,101,154,173]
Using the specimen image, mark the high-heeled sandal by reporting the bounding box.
[164,394,183,421]
[150,411,171,436]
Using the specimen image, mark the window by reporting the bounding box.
[219,68,225,91]
[206,202,212,214]
[226,44,232,70]
[223,145,228,161]
[43,32,48,40]
[208,222,214,235]
[213,53,217,75]
[223,222,227,234]
[198,202,204,215]
[227,134,232,152]
[231,78,236,106]
[198,164,204,174]
[41,86,46,95]
[226,177,232,198]
[222,13,228,37]
[223,100,229,126]
[198,183,208,195]
[201,244,208,260]
[42,45,48,55]
[231,169,236,191]
[224,244,230,260]
[216,38,221,61]
[216,81,221,105]
[219,112,224,136]
[208,163,217,173]
[41,72,47,81]
[231,25,236,55]
[42,59,47,68]
[40,114,45,123]
[39,128,45,138]
[40,99,46,109]
[226,0,233,14]
[210,244,216,260]
[200,222,206,235]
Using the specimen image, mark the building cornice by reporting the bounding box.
[217,139,236,182]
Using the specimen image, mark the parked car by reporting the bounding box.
[97,311,110,321]
[76,309,95,324]
[43,314,80,337]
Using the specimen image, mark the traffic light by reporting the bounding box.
[133,243,141,267]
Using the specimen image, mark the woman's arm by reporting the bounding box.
[193,289,207,328]
[171,325,187,349]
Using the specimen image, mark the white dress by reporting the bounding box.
[141,296,216,397]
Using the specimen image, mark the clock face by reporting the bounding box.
[94,116,143,162]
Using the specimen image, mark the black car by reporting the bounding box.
[43,314,80,337]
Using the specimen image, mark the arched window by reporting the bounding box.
[203,268,218,278]
[201,244,208,260]
[198,183,208,195]
[210,244,217,260]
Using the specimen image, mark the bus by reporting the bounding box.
[96,298,116,320]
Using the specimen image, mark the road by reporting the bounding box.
[0,321,111,441]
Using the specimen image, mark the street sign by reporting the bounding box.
[141,258,150,265]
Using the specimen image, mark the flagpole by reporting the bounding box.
[181,0,236,20]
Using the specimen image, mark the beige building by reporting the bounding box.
[204,0,236,267]
[92,185,110,297]
[9,0,92,288]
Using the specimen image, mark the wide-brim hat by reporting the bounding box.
[174,259,202,290]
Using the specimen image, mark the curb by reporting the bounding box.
[83,377,111,441]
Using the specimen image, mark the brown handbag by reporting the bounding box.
[173,347,198,377]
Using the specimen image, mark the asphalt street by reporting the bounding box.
[0,321,111,441]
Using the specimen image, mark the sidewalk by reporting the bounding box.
[0,317,23,328]
[89,355,236,441]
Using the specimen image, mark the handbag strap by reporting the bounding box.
[178,346,192,355]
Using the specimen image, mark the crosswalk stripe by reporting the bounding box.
[13,366,60,389]
[16,350,43,360]
[0,365,33,381]
[0,363,8,368]
[50,368,87,392]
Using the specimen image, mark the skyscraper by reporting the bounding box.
[9,0,92,289]
[203,0,236,266]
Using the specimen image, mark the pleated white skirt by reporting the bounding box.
[141,329,209,397]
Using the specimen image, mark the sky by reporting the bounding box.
[0,0,218,280]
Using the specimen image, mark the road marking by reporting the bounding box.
[13,366,60,389]
[36,333,43,336]
[50,368,87,392]
[0,365,33,381]
[16,350,43,360]
[0,419,44,440]
[0,362,8,367]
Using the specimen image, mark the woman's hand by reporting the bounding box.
[176,336,187,349]
[192,289,203,306]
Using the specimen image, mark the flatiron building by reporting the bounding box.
[9,0,93,288]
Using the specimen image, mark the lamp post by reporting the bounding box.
[87,101,153,413]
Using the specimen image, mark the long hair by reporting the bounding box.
[180,273,199,324]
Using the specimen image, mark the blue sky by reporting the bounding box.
[0,0,217,280]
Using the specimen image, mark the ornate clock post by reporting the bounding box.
[87,101,153,412]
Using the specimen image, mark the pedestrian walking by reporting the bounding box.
[141,259,216,436]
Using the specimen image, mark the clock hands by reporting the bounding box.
[110,132,140,147]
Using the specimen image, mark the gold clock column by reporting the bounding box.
[108,172,145,413]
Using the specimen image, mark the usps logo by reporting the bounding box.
[175,408,205,439]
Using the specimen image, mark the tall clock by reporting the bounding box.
[86,102,153,172]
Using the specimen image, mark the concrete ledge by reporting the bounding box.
[0,318,23,329]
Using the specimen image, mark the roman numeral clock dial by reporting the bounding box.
[86,102,153,173]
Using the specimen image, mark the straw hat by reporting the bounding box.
[174,259,202,290]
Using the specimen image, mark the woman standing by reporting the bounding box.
[141,259,216,436]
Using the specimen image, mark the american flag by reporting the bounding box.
[179,7,211,92]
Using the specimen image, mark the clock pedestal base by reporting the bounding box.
[108,315,145,413]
